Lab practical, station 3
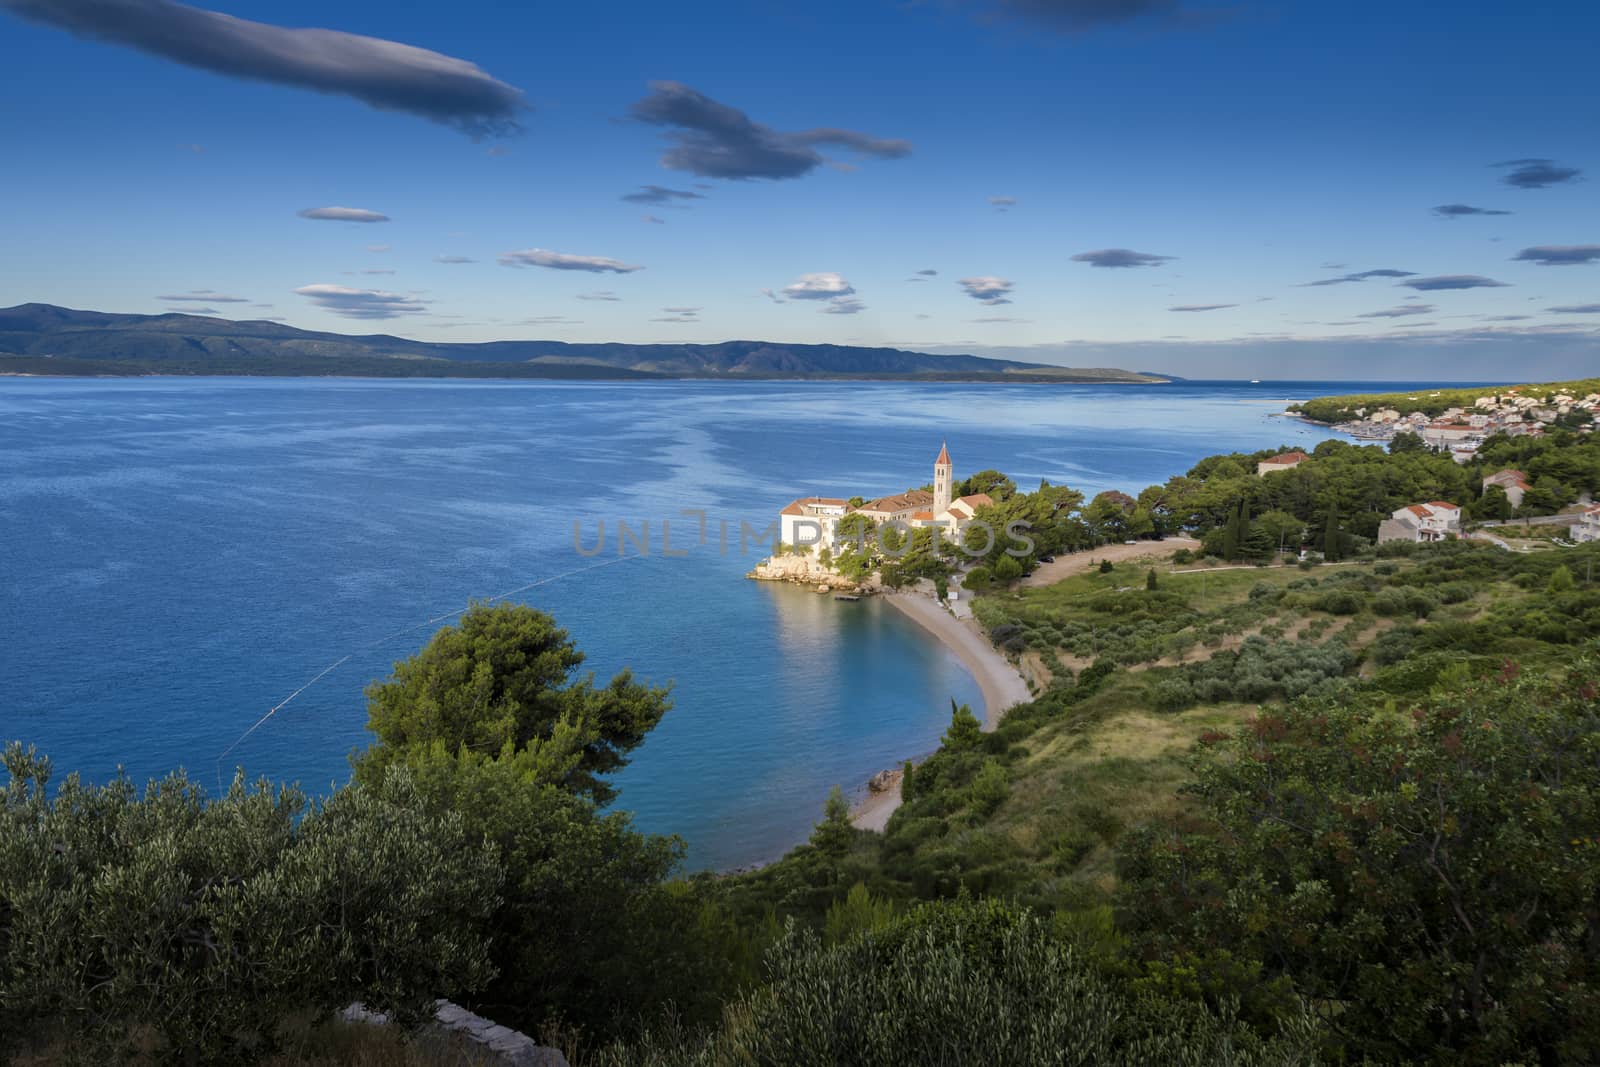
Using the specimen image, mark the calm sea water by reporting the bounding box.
[0,377,1374,869]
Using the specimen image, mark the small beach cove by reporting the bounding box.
[852,590,1033,831]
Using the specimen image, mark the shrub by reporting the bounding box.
[1150,676,1196,713]
[1315,589,1364,615]
[601,901,1318,1066]
[0,747,499,1060]
[1118,663,1600,1064]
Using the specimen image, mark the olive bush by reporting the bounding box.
[0,745,499,1062]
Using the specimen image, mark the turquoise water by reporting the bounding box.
[0,377,1357,869]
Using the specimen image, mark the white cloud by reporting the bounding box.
[499,249,643,273]
[958,276,1014,305]
[781,272,855,300]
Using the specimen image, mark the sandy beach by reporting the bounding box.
[851,592,1032,830]
[885,592,1031,727]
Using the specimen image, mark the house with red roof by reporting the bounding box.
[1377,500,1461,543]
[1256,450,1310,476]
[1481,468,1531,509]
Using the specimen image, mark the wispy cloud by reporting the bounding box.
[1433,203,1511,218]
[1168,303,1235,312]
[958,276,1014,305]
[165,306,217,314]
[642,215,666,224]
[653,306,701,323]
[822,297,866,315]
[1548,303,1600,314]
[293,283,427,319]
[1494,158,1583,189]
[434,255,475,264]
[630,81,910,180]
[965,0,1217,32]
[158,290,249,303]
[1358,304,1435,318]
[621,184,705,205]
[299,206,389,223]
[988,195,1018,212]
[781,272,856,300]
[1513,245,1600,266]
[577,290,621,302]
[1071,248,1174,268]
[1302,268,1416,286]
[499,249,644,273]
[1401,275,1509,291]
[1,0,526,135]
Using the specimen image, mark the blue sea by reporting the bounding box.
[0,377,1373,869]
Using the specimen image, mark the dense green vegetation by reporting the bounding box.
[7,416,1600,1064]
[1289,377,1600,424]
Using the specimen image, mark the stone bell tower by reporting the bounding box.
[934,442,953,514]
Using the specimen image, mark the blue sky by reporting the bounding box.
[1,0,1597,378]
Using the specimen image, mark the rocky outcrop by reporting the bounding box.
[342,1000,568,1067]
[747,554,878,593]
[868,767,902,794]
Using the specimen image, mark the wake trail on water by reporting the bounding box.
[214,553,643,791]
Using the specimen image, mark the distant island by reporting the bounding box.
[0,304,1165,383]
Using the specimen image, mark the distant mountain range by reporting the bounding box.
[0,304,1163,383]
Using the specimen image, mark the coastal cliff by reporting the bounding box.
[747,553,879,592]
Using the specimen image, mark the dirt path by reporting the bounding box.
[1021,537,1200,587]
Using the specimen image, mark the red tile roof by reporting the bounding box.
[779,496,847,516]
[857,489,934,513]
[936,442,951,466]
[1262,451,1310,465]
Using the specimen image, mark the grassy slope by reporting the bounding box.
[837,545,1600,909]
[1289,376,1600,423]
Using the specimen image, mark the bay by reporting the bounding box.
[0,377,1370,869]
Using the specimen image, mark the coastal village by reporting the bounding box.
[1319,386,1600,463]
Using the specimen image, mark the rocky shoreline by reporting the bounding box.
[745,553,879,594]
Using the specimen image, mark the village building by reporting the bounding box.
[1573,505,1600,544]
[1481,468,1531,509]
[1377,501,1462,543]
[1256,450,1309,476]
[776,444,995,553]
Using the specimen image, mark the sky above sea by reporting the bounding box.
[0,0,1596,378]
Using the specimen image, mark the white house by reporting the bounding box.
[1377,501,1462,543]
[1481,468,1531,509]
[1573,505,1600,544]
[778,497,851,550]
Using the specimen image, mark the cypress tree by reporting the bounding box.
[1321,506,1342,561]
